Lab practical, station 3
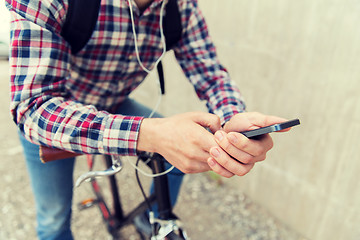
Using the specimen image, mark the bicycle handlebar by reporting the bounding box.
[39,145,81,163]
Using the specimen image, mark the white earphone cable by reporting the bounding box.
[127,0,167,75]
[128,0,167,119]
[127,0,175,177]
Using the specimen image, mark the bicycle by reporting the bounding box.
[40,146,189,240]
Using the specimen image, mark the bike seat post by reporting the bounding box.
[150,154,172,220]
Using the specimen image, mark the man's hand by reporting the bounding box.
[137,112,222,174]
[207,112,289,178]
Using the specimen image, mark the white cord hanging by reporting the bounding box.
[127,0,167,118]
[127,0,175,177]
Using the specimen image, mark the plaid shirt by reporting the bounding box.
[6,0,245,156]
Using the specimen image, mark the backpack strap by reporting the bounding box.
[163,0,182,50]
[157,0,182,94]
[61,0,101,54]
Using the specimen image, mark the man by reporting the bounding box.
[6,0,288,239]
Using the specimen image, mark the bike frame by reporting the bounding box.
[39,142,187,239]
[80,153,175,239]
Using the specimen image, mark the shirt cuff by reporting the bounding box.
[102,114,144,156]
[216,102,246,125]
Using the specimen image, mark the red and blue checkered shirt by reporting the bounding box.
[6,0,246,156]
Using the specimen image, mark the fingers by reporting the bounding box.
[183,112,222,157]
[190,112,222,133]
[208,130,274,177]
[216,131,273,163]
[208,147,255,177]
[207,157,234,178]
[144,112,221,174]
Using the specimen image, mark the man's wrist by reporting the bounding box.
[137,118,162,153]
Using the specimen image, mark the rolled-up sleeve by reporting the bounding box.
[174,0,246,124]
[7,0,142,156]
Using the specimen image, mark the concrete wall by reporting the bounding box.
[133,0,360,239]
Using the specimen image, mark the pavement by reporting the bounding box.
[0,60,306,240]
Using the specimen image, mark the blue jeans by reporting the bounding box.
[20,98,184,240]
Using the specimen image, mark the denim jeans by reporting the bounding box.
[19,98,184,240]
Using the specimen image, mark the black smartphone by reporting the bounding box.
[240,119,300,139]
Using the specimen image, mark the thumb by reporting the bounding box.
[190,112,221,133]
[224,112,288,132]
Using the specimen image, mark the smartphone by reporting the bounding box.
[240,119,300,139]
